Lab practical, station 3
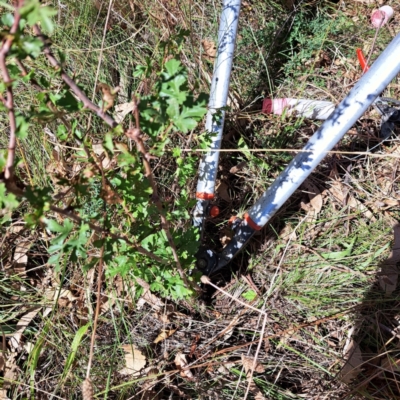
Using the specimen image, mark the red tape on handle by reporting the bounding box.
[356,48,370,73]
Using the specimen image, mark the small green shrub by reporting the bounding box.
[281,10,356,78]
[0,0,207,299]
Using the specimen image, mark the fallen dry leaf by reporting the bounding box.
[119,344,146,376]
[219,227,233,247]
[114,101,135,123]
[82,378,93,400]
[137,290,164,312]
[0,352,4,372]
[1,352,17,399]
[380,356,400,373]
[222,315,241,341]
[96,82,120,111]
[153,329,177,344]
[254,392,266,400]
[92,143,112,170]
[303,180,323,214]
[230,161,247,174]
[340,338,363,383]
[10,308,41,350]
[378,265,398,296]
[241,354,265,374]
[12,240,30,277]
[216,181,231,202]
[328,181,375,221]
[279,223,297,242]
[201,38,217,60]
[174,352,194,380]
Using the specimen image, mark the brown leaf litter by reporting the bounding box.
[119,344,147,376]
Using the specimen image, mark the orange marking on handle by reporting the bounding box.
[356,48,370,73]
[196,192,215,200]
[244,213,262,231]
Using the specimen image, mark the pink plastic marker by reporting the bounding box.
[262,98,335,120]
[371,6,394,28]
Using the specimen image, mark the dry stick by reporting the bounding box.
[200,275,267,317]
[126,98,198,292]
[86,240,104,380]
[243,313,268,400]
[14,56,135,223]
[119,308,354,398]
[211,308,354,358]
[365,12,384,70]
[32,25,117,129]
[0,1,23,181]
[8,29,153,261]
[91,0,113,102]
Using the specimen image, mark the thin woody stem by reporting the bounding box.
[86,239,104,379]
[0,0,23,181]
[127,97,198,292]
[200,275,266,316]
[32,25,118,129]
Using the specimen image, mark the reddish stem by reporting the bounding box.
[0,1,23,180]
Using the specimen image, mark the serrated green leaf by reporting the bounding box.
[16,115,30,139]
[57,125,68,141]
[163,59,183,79]
[160,75,187,104]
[1,13,14,27]
[0,183,20,211]
[20,0,57,33]
[103,132,114,152]
[46,219,73,234]
[20,37,43,58]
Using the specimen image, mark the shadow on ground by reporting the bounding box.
[341,223,400,399]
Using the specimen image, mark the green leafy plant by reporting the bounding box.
[0,0,208,300]
[281,10,355,78]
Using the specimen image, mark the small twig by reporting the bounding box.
[86,239,104,380]
[126,97,198,292]
[0,0,23,181]
[365,12,385,70]
[32,25,118,129]
[243,313,267,400]
[200,276,266,316]
[210,307,355,358]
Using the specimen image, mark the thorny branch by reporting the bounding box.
[1,3,194,292]
[0,0,23,182]
[126,97,198,292]
[32,25,118,129]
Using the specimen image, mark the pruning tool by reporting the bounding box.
[194,3,400,276]
[357,48,400,139]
